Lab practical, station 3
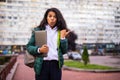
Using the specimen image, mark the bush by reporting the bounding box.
[82,46,90,65]
[0,56,11,65]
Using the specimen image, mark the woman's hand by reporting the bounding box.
[60,29,70,38]
[39,44,49,54]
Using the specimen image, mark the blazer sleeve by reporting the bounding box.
[26,31,39,56]
[60,39,68,54]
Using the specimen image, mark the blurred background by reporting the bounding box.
[0,0,120,56]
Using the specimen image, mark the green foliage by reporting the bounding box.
[64,60,114,70]
[82,46,89,65]
[0,56,11,65]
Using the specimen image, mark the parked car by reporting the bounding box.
[91,46,104,56]
[105,43,115,53]
[67,51,81,60]
[2,49,8,55]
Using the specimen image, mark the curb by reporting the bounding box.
[6,62,19,80]
[63,65,120,73]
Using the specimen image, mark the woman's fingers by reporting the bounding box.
[60,29,70,38]
[40,44,49,53]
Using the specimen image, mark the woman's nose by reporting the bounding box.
[51,17,54,20]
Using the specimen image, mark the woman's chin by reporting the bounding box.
[49,24,55,28]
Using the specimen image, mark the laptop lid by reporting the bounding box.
[35,30,47,47]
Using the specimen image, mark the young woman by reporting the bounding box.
[26,7,69,80]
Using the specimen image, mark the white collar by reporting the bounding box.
[46,25,57,31]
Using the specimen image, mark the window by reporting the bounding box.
[8,16,12,19]
[7,0,12,3]
[0,0,6,2]
[115,16,120,19]
[115,20,120,23]
[115,25,120,27]
[14,17,17,19]
[7,5,12,8]
[0,16,5,19]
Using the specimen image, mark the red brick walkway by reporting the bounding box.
[62,70,120,80]
[13,54,120,80]
[13,54,35,80]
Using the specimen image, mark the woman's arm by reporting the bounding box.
[60,39,68,54]
[60,29,69,54]
[26,31,39,56]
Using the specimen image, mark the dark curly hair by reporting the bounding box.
[37,8,68,30]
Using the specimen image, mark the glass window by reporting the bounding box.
[7,5,12,8]
[0,16,5,19]
[7,0,12,3]
[115,25,120,27]
[0,0,6,2]
[8,16,12,19]
[14,16,17,19]
[115,16,120,19]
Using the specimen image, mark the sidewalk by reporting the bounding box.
[12,54,120,80]
[13,54,35,80]
[89,55,120,68]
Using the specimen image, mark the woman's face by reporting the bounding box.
[47,11,57,28]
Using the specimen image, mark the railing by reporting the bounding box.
[0,55,17,80]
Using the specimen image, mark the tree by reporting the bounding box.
[82,46,89,65]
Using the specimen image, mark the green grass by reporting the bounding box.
[64,60,115,70]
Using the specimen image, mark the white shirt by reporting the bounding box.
[43,25,58,60]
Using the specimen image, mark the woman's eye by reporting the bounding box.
[49,15,52,17]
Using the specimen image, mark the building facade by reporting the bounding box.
[0,0,120,47]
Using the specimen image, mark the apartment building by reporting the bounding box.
[0,0,120,51]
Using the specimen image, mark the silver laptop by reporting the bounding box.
[35,30,47,47]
